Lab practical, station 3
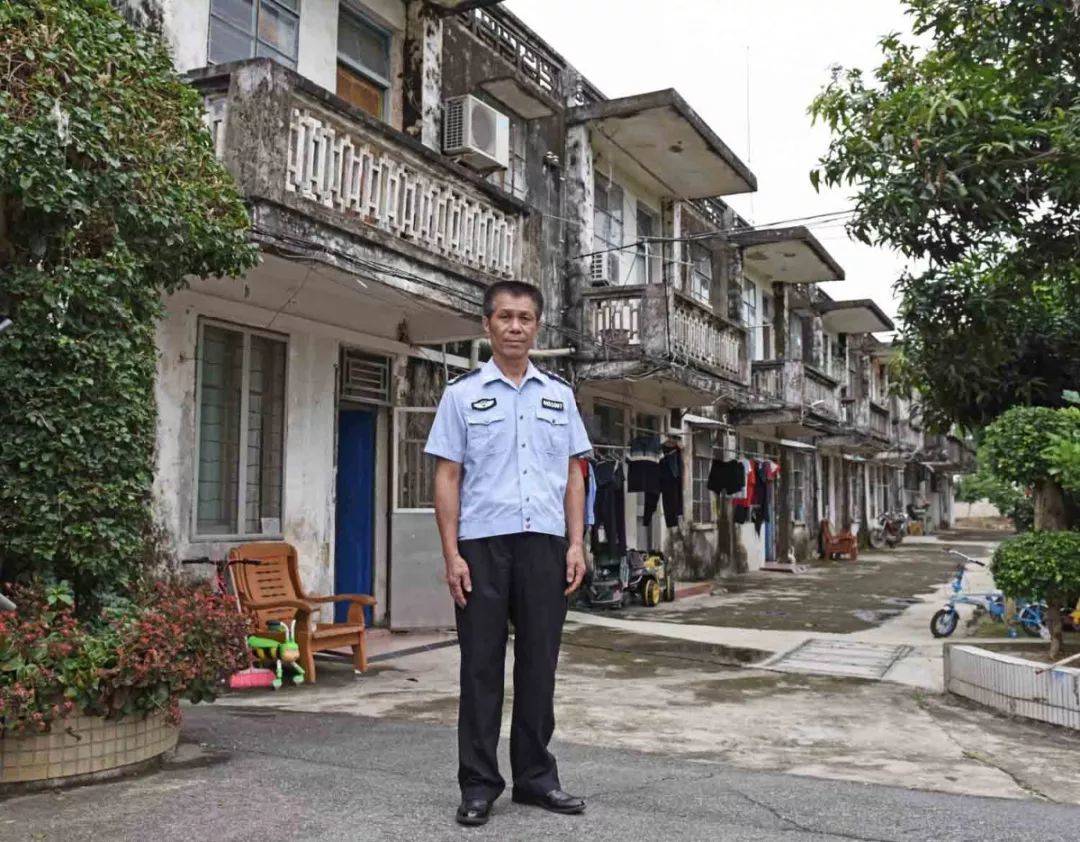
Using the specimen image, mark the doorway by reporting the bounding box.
[335,407,376,624]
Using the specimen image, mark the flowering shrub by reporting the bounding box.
[0,579,249,735]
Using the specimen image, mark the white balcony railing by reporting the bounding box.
[200,61,523,281]
[671,298,745,381]
[286,109,517,278]
[588,290,642,346]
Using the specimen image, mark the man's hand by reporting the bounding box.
[564,542,586,596]
[445,554,472,609]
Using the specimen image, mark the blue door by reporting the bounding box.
[764,480,777,562]
[335,408,376,624]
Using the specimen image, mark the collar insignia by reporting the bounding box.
[541,397,565,411]
[471,397,496,411]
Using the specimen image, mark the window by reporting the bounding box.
[489,121,528,200]
[593,172,624,279]
[792,457,805,522]
[337,7,391,119]
[196,322,286,536]
[631,204,660,284]
[743,284,757,360]
[788,315,803,361]
[762,294,773,358]
[686,242,712,305]
[209,0,300,68]
[592,400,626,446]
[691,431,714,524]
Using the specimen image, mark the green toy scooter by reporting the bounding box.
[247,619,305,690]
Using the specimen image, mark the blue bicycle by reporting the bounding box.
[930,549,1046,638]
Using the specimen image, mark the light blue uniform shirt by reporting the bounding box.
[424,358,592,541]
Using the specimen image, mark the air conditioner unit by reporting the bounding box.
[443,95,510,172]
[589,252,620,286]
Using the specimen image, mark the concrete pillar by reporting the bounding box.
[777,446,794,563]
[403,1,443,151]
[563,123,593,341]
[771,282,787,360]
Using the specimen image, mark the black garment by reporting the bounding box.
[643,447,683,528]
[707,459,744,495]
[626,434,662,493]
[591,460,627,556]
[752,460,768,508]
[456,532,569,802]
[733,504,750,524]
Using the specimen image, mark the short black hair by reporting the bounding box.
[483,281,543,319]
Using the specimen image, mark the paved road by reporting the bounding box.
[2,705,1077,842]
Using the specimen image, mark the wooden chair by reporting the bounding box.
[820,520,858,561]
[228,542,375,683]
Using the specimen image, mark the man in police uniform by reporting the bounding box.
[425,280,591,827]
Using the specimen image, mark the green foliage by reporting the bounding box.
[991,531,1080,606]
[0,578,250,735]
[981,406,1080,488]
[809,0,1080,429]
[955,467,1033,531]
[0,0,258,602]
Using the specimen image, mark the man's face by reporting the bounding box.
[483,292,540,361]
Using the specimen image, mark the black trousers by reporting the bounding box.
[456,532,568,801]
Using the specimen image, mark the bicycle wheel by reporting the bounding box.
[1018,603,1046,638]
[930,608,959,638]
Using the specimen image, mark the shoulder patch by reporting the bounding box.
[448,367,481,386]
[538,366,571,388]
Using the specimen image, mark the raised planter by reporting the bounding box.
[1,711,179,789]
[944,643,1080,730]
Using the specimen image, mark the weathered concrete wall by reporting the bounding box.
[441,18,564,324]
[153,285,398,625]
[403,0,443,148]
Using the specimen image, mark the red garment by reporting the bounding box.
[733,460,757,506]
[764,459,781,480]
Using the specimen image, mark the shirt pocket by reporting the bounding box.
[535,408,570,456]
[465,412,506,456]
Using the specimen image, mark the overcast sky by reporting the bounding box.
[503,0,915,323]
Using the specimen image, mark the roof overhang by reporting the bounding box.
[575,359,737,408]
[816,299,894,334]
[567,89,757,199]
[729,226,845,283]
[480,75,556,119]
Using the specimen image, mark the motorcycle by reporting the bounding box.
[868,510,907,549]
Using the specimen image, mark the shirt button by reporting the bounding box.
[521,442,526,448]
[520,414,524,420]
[523,469,528,475]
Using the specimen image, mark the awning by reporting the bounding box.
[729,226,845,283]
[567,89,757,199]
[817,299,894,334]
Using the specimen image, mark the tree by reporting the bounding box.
[0,0,257,606]
[810,0,1080,431]
[992,531,1080,659]
[955,467,1032,532]
[980,406,1080,655]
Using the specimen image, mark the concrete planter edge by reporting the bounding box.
[0,710,180,791]
[944,642,1080,730]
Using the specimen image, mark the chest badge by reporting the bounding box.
[541,397,565,411]
[471,397,497,411]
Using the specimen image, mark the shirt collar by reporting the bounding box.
[480,357,547,388]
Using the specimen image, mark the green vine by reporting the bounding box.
[0,0,258,606]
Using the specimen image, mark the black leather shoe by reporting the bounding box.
[511,788,585,814]
[456,798,493,826]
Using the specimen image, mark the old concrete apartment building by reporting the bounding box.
[133,0,970,629]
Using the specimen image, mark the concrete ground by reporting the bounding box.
[4,707,1080,842]
[5,530,1080,839]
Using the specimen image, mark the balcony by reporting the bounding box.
[577,286,749,407]
[731,359,842,437]
[869,402,890,440]
[193,59,528,306]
